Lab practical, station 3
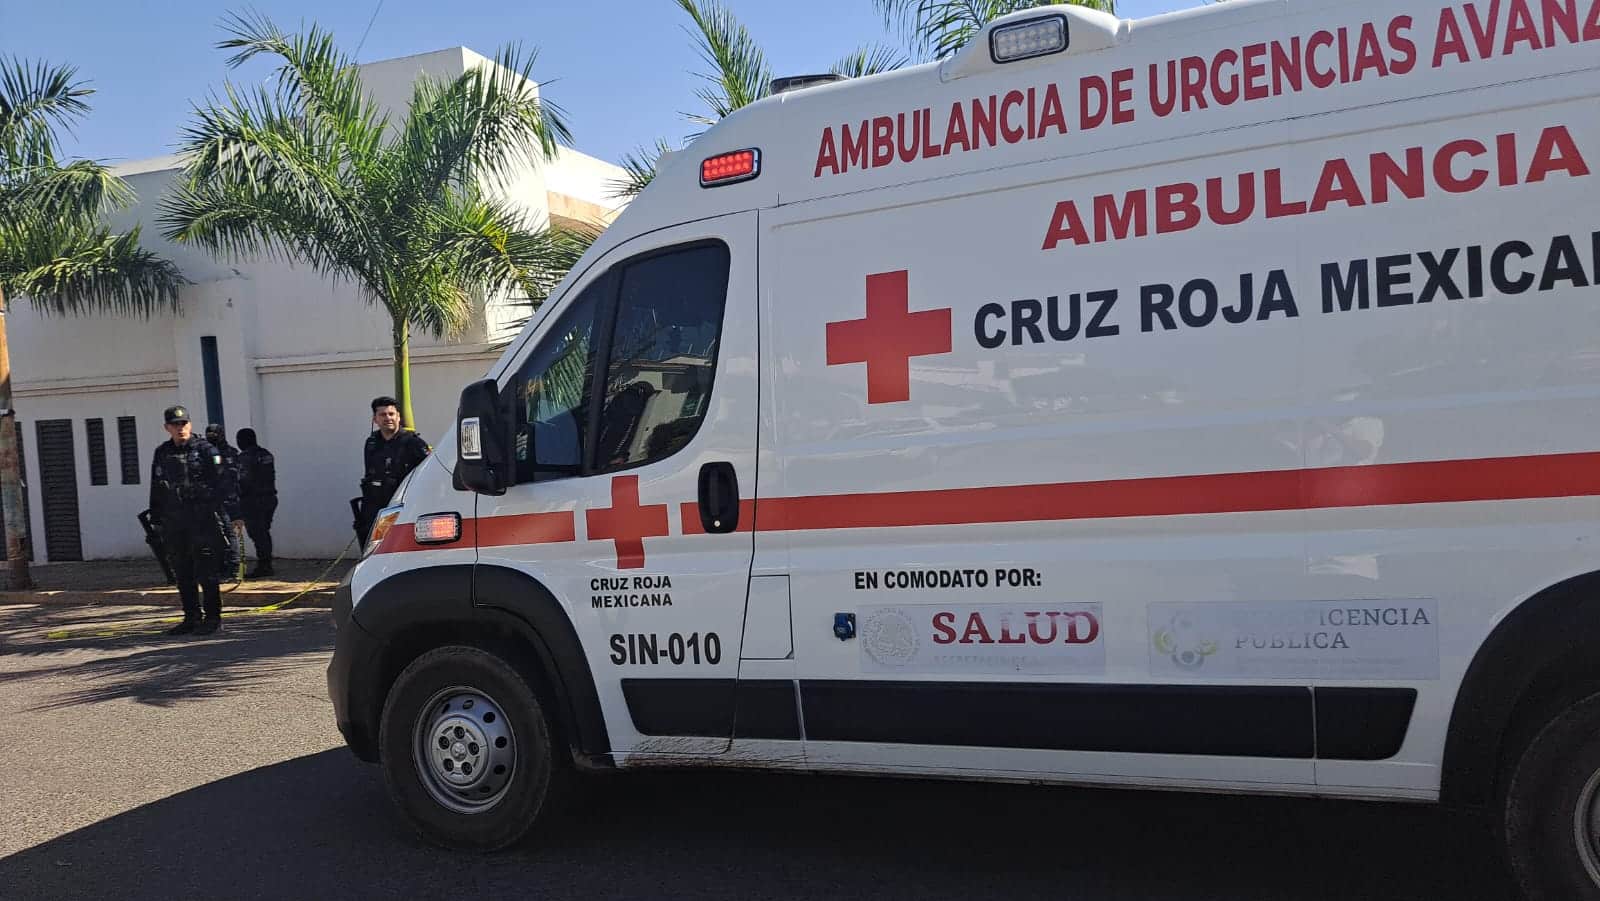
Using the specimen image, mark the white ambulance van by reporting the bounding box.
[328,0,1600,894]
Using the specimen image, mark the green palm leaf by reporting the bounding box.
[607,138,676,200]
[161,14,587,428]
[0,57,186,315]
[617,6,907,200]
[0,220,182,316]
[830,44,911,79]
[674,0,773,127]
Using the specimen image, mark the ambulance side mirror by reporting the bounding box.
[454,378,509,496]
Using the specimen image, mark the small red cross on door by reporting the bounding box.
[586,475,670,569]
[825,270,952,404]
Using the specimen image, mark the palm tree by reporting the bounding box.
[161,12,592,431]
[612,0,907,197]
[874,0,1118,61]
[0,59,185,589]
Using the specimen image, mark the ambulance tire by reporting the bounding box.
[379,645,567,851]
[1504,690,1600,900]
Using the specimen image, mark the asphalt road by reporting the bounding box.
[0,603,1517,900]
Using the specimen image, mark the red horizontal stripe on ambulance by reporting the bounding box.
[756,451,1600,532]
[384,451,1600,553]
[474,511,577,547]
[373,522,419,554]
[677,500,757,535]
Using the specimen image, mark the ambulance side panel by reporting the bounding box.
[758,38,1600,798]
[1295,87,1600,792]
[761,118,1321,788]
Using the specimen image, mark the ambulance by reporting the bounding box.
[327,1,1600,894]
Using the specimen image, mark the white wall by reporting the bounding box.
[5,45,624,559]
[357,47,476,133]
[256,355,491,556]
[546,146,629,214]
[8,307,175,386]
[14,389,173,559]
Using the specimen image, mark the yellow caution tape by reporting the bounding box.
[44,538,358,641]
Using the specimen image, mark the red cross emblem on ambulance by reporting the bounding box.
[586,475,670,569]
[825,270,953,404]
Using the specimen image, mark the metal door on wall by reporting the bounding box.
[35,419,81,562]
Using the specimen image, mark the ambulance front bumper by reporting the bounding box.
[327,569,381,762]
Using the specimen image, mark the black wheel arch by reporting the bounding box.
[350,564,612,769]
[1443,568,1600,808]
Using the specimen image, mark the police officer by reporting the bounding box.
[236,428,278,578]
[205,423,243,579]
[354,396,430,543]
[150,406,242,636]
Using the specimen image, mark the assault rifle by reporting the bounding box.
[137,509,176,585]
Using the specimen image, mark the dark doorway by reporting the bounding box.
[201,336,225,430]
[35,419,82,561]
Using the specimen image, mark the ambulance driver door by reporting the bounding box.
[474,212,760,761]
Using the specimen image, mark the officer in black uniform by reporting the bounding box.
[354,396,430,544]
[236,428,278,578]
[150,406,242,636]
[205,423,243,579]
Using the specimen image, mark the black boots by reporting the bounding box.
[169,615,222,636]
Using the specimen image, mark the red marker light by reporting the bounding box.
[700,149,760,187]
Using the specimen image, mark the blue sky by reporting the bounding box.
[2,0,1199,168]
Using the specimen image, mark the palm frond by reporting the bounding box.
[0,57,92,165]
[830,44,910,79]
[505,221,597,305]
[216,10,388,169]
[608,138,674,199]
[0,221,185,316]
[421,192,596,313]
[674,0,772,127]
[159,175,374,287]
[0,158,132,223]
[396,43,573,204]
[0,58,184,320]
[163,76,381,281]
[169,16,593,365]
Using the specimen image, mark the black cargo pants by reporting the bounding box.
[244,498,277,567]
[162,518,224,620]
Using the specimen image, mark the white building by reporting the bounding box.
[6,48,626,562]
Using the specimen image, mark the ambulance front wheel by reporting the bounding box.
[378,645,566,851]
[1504,690,1600,900]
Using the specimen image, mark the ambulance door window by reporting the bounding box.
[511,278,607,484]
[594,242,731,472]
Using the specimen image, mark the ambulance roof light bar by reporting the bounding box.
[770,73,845,96]
[989,14,1068,64]
[700,148,760,188]
[942,7,1120,83]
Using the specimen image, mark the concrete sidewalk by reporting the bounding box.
[0,558,352,609]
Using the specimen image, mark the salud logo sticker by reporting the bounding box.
[860,604,1105,675]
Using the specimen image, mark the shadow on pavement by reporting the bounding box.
[0,609,332,709]
[0,749,1516,900]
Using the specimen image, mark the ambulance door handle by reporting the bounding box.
[697,462,739,534]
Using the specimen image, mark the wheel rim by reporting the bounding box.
[1576,766,1600,887]
[412,686,517,815]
